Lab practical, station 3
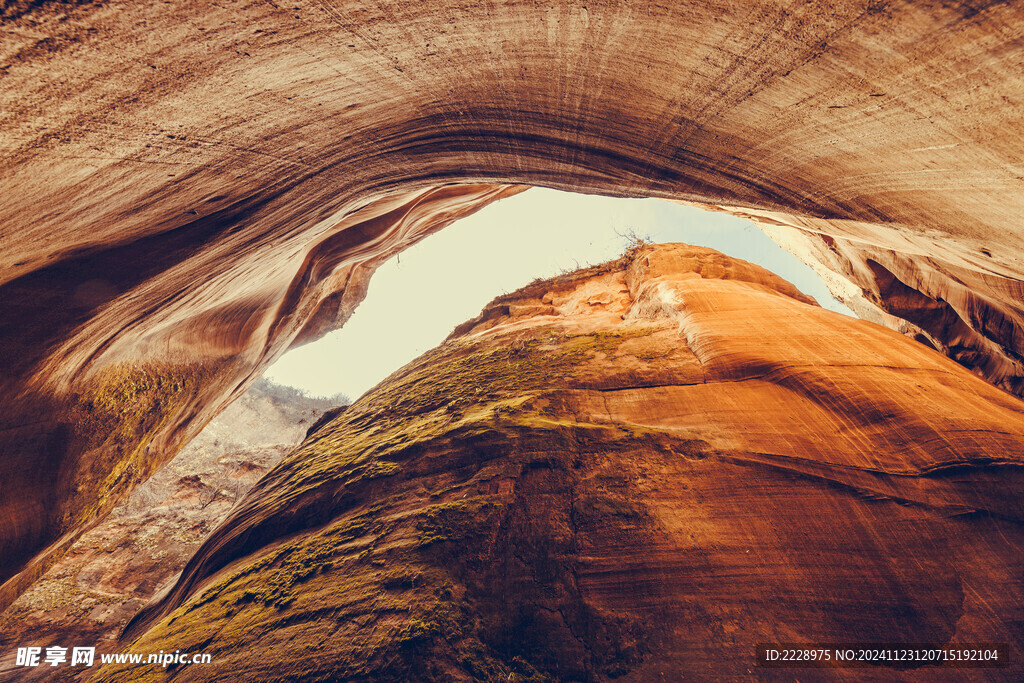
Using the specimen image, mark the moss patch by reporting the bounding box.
[62,360,228,534]
[416,497,501,547]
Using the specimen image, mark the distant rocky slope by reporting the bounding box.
[0,380,344,681]
[109,244,1024,681]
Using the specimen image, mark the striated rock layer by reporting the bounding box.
[3,0,1024,612]
[107,245,1024,681]
[0,379,338,682]
[688,201,1024,399]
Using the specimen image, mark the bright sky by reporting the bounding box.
[266,188,855,399]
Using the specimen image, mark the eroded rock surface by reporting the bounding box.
[107,245,1024,681]
[0,379,340,682]
[0,181,520,612]
[692,202,1024,399]
[2,0,1024,615]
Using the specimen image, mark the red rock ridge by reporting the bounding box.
[109,244,1024,681]
[688,201,1024,398]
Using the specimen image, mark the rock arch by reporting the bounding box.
[1,0,1023,608]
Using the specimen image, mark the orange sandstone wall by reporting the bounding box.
[110,245,1024,680]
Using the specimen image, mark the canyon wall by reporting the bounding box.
[2,0,1024,609]
[0,379,338,682]
[107,244,1024,680]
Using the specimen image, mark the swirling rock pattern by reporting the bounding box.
[108,245,1024,681]
[0,182,520,610]
[2,0,1023,614]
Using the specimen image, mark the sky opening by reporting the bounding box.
[265,188,854,399]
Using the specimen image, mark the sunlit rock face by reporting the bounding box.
[689,202,1024,399]
[108,245,1024,681]
[2,0,1024,611]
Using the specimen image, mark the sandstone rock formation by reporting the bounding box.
[0,181,521,613]
[0,379,339,682]
[687,201,1024,399]
[2,0,1024,618]
[101,245,1024,681]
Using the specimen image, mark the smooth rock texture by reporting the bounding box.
[108,245,1024,681]
[2,0,1024,613]
[690,201,1024,398]
[0,379,338,682]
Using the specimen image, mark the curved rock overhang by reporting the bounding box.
[1,0,1023,608]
